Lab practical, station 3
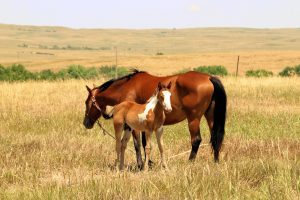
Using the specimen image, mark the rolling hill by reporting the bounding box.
[1,23,300,74]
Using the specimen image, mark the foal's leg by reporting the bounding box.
[114,121,123,170]
[187,116,202,160]
[142,131,154,167]
[132,130,143,169]
[143,131,152,171]
[155,127,167,169]
[120,129,132,170]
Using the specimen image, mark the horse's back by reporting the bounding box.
[114,101,138,115]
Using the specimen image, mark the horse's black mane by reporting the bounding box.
[97,69,145,92]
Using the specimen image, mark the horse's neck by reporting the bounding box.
[143,95,158,114]
[153,100,164,117]
[138,95,159,122]
[98,78,140,105]
[103,77,139,104]
[98,88,122,106]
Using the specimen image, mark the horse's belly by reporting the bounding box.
[125,115,147,132]
[164,109,186,125]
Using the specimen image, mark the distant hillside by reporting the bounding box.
[1,24,300,74]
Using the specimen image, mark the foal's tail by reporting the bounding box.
[102,105,114,119]
[209,76,227,162]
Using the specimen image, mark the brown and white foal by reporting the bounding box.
[113,82,172,170]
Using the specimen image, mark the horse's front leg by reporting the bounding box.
[143,131,152,171]
[131,129,143,169]
[155,127,168,169]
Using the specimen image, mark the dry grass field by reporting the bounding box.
[0,77,299,199]
[1,24,300,74]
[0,23,300,199]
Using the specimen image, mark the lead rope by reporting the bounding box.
[96,120,135,153]
[96,120,116,140]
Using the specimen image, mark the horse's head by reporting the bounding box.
[83,85,103,129]
[157,82,172,113]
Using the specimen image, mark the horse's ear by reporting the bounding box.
[167,81,172,89]
[158,82,162,90]
[86,85,92,93]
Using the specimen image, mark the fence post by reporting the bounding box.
[115,47,118,79]
[236,55,240,77]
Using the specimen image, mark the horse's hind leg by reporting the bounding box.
[132,130,143,169]
[113,120,123,170]
[142,132,154,167]
[120,128,132,170]
[143,131,152,171]
[155,127,167,169]
[187,116,202,160]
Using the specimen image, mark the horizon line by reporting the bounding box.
[1,23,299,30]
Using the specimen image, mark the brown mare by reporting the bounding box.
[112,82,172,170]
[84,70,227,168]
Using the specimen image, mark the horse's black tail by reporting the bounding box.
[209,76,227,162]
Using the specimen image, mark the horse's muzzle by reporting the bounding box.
[83,117,94,129]
[164,108,172,113]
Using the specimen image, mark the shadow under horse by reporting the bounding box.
[83,70,227,169]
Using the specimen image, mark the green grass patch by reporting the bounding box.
[246,69,273,77]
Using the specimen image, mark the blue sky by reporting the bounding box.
[0,0,299,28]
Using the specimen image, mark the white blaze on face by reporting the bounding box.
[138,95,158,122]
[162,91,172,111]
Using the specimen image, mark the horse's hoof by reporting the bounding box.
[148,160,155,168]
[137,162,144,171]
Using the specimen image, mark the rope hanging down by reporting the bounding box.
[97,120,116,140]
[96,120,135,153]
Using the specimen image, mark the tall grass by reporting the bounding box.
[0,77,299,199]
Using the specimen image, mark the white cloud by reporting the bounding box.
[188,4,200,13]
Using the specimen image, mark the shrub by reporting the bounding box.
[0,64,131,81]
[193,65,228,76]
[279,66,296,77]
[294,65,300,75]
[37,69,57,80]
[98,65,129,79]
[246,69,273,77]
[65,65,97,79]
[156,52,164,55]
[0,65,6,80]
[0,64,36,81]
